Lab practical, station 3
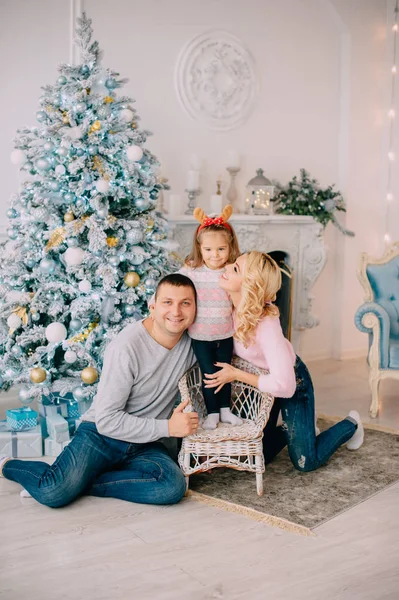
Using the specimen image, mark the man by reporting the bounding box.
[0,274,199,508]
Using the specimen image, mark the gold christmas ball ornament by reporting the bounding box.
[124,272,140,288]
[64,211,75,223]
[81,366,98,384]
[30,367,47,384]
[106,236,119,247]
[88,120,101,134]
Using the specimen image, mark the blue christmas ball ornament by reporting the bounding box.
[23,241,32,250]
[40,258,56,274]
[70,318,82,331]
[73,386,87,401]
[70,147,77,156]
[74,102,87,114]
[64,192,75,203]
[32,313,40,322]
[44,141,55,152]
[7,208,18,219]
[19,387,34,405]
[134,198,150,211]
[57,75,67,85]
[36,157,51,171]
[108,255,120,267]
[11,345,23,357]
[50,181,61,192]
[25,259,35,269]
[36,111,47,122]
[56,147,68,157]
[88,145,98,155]
[7,227,18,240]
[75,199,84,208]
[145,278,157,293]
[81,65,90,77]
[76,148,85,156]
[105,77,117,89]
[23,161,34,172]
[124,304,136,316]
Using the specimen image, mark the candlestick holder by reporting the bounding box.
[184,188,201,214]
[155,176,168,214]
[226,167,241,213]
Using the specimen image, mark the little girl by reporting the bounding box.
[180,205,241,430]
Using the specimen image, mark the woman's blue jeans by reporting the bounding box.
[262,356,357,472]
[3,422,186,508]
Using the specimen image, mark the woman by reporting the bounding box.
[203,251,364,472]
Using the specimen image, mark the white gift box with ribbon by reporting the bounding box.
[0,422,42,458]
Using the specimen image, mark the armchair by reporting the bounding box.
[355,242,399,417]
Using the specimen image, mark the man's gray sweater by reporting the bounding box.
[83,321,195,443]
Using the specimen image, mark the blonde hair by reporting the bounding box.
[235,251,282,347]
[185,224,240,268]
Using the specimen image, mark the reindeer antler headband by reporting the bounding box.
[193,205,233,233]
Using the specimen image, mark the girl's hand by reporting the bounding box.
[204,363,237,394]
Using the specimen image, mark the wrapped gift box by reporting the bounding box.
[44,437,70,457]
[38,395,92,437]
[6,407,38,431]
[46,414,70,443]
[0,422,42,458]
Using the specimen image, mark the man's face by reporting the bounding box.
[150,283,196,337]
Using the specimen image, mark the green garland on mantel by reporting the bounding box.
[274,169,354,236]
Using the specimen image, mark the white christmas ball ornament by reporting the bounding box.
[64,350,77,364]
[10,149,26,165]
[69,126,84,140]
[45,322,67,343]
[126,145,143,162]
[96,179,110,194]
[55,164,66,176]
[79,279,92,293]
[120,108,134,123]
[7,314,22,330]
[64,247,85,266]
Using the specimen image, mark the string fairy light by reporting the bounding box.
[384,0,399,246]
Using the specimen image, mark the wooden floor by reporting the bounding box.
[1,357,399,600]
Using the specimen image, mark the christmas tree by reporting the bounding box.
[0,14,175,407]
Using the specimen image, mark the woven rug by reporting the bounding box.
[188,418,399,534]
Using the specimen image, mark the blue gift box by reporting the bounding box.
[6,407,38,431]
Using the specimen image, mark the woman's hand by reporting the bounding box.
[204,363,237,394]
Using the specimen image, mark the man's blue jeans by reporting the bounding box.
[262,356,357,472]
[3,422,186,508]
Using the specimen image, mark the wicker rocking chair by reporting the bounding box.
[178,356,274,496]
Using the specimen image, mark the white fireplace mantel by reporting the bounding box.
[167,215,327,351]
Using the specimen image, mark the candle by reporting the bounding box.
[227,151,240,169]
[210,194,223,214]
[187,170,200,191]
[168,194,181,216]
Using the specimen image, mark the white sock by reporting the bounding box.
[220,408,242,426]
[0,456,10,477]
[203,413,220,430]
[20,489,32,498]
[346,410,364,450]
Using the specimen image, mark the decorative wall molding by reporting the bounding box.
[70,0,84,65]
[174,30,258,131]
[168,215,327,352]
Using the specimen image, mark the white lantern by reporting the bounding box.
[79,279,92,293]
[64,247,85,266]
[10,149,26,165]
[7,314,22,330]
[244,169,275,215]
[96,179,110,194]
[45,322,67,343]
[126,145,143,162]
[120,108,134,123]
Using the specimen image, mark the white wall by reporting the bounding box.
[0,0,391,360]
